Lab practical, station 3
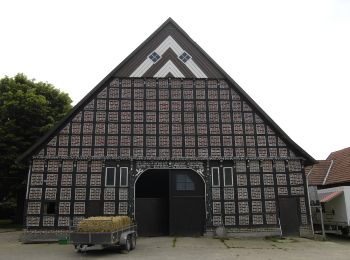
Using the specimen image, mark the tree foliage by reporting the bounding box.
[0,73,72,210]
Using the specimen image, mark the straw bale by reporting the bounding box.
[77,216,131,232]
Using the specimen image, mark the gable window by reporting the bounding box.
[105,167,116,186]
[149,51,161,63]
[179,52,191,63]
[120,167,128,187]
[211,167,220,187]
[176,174,195,191]
[224,167,233,186]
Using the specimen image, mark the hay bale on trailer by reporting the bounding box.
[77,216,131,232]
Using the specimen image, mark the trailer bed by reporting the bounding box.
[70,224,137,252]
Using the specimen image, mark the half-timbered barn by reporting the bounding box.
[20,18,316,241]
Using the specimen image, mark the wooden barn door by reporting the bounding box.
[169,169,205,236]
[135,169,205,236]
[279,197,299,236]
[135,170,169,236]
[135,198,169,236]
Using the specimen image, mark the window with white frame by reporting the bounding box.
[105,167,116,186]
[224,167,233,186]
[120,167,128,187]
[211,167,220,187]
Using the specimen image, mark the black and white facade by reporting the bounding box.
[21,18,315,239]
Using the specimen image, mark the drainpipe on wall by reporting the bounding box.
[306,166,315,237]
[322,160,334,186]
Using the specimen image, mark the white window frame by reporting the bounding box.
[105,167,116,187]
[223,167,233,187]
[211,167,220,187]
[120,167,128,187]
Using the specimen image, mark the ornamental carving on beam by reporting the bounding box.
[135,160,205,177]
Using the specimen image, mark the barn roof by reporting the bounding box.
[17,18,316,165]
[306,147,350,186]
[305,160,333,186]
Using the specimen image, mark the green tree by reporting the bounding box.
[0,73,72,223]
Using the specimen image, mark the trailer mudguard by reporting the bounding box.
[119,231,136,246]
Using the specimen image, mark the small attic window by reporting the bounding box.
[149,52,161,63]
[179,52,191,63]
[176,174,194,191]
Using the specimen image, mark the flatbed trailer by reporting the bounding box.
[70,224,137,253]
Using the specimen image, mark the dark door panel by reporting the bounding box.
[135,198,169,236]
[279,197,299,236]
[169,170,205,236]
[135,170,170,236]
[169,197,205,236]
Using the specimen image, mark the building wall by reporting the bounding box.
[207,159,308,231]
[24,78,310,235]
[25,158,309,233]
[26,159,131,228]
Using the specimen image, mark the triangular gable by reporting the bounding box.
[17,18,316,165]
[116,20,224,78]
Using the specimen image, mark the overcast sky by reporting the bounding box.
[1,0,349,160]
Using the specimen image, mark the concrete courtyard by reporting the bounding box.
[0,231,350,260]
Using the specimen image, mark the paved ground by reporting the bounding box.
[0,231,350,260]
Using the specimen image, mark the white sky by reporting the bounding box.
[1,0,349,160]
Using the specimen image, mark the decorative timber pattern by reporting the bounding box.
[130,36,207,78]
[32,78,300,161]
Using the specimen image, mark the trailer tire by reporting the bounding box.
[130,234,136,250]
[124,237,131,252]
[341,227,349,236]
[74,245,81,253]
[75,244,87,253]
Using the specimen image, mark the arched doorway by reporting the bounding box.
[135,169,205,236]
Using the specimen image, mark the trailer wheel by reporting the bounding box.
[341,227,349,236]
[75,244,87,253]
[74,245,81,253]
[124,237,131,252]
[130,234,136,250]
